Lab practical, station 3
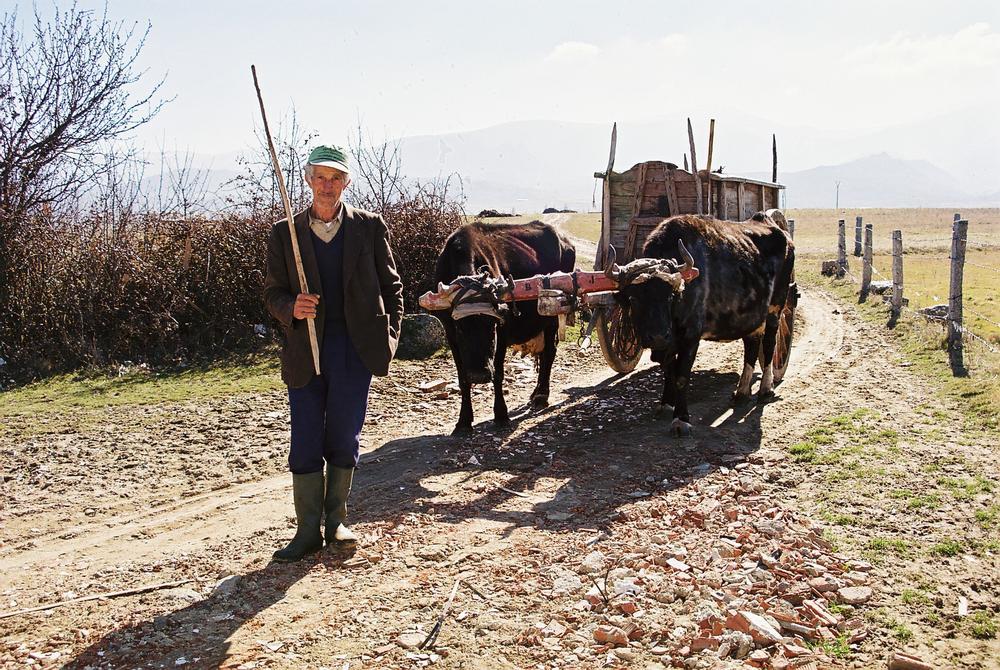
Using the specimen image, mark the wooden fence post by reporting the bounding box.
[860,223,873,301]
[954,212,961,223]
[854,216,863,257]
[947,218,969,375]
[837,219,847,275]
[891,230,903,320]
[788,219,795,239]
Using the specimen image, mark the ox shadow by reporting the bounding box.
[350,362,766,536]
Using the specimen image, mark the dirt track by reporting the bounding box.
[1,286,998,669]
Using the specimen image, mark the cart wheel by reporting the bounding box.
[596,305,643,374]
[760,283,797,384]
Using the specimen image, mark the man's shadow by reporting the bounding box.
[66,548,357,669]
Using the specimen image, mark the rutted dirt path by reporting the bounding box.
[541,213,598,266]
[1,287,997,669]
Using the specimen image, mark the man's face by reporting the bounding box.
[306,165,350,207]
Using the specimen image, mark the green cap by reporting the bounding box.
[307,145,350,174]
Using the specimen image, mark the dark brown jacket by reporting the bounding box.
[263,205,404,387]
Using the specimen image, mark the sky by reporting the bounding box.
[8,1,1000,183]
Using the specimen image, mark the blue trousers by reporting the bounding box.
[287,328,372,474]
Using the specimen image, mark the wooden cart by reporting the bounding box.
[590,123,796,378]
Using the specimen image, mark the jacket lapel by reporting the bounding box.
[293,209,322,297]
[342,203,364,286]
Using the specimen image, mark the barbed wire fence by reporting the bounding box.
[814,212,1000,376]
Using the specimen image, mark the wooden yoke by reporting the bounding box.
[418,270,619,312]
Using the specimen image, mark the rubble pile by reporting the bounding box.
[521,465,878,668]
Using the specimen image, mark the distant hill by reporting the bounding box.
[748,154,998,208]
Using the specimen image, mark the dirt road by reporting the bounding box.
[1,286,997,669]
[540,213,598,267]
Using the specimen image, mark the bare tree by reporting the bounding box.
[0,3,168,221]
[349,124,405,213]
[223,108,315,220]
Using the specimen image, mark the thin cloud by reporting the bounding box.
[843,22,1000,77]
[545,41,601,63]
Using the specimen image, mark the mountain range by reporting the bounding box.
[164,112,1000,213]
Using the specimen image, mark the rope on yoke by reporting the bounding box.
[504,273,519,318]
[446,270,512,321]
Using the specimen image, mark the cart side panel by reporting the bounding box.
[741,184,761,219]
[763,185,781,210]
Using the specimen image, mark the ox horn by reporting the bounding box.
[603,245,622,279]
[678,240,694,273]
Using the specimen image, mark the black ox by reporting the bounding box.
[434,220,576,436]
[612,212,795,436]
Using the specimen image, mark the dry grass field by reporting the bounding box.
[786,208,1000,344]
[786,207,1000,255]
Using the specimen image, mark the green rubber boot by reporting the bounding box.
[325,466,357,544]
[273,472,324,562]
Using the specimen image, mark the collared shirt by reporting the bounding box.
[309,203,344,243]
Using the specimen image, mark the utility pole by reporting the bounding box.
[835,180,841,210]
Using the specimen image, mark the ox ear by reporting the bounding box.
[680,267,699,282]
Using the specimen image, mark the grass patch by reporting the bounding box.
[561,212,601,242]
[975,505,1000,527]
[937,475,993,501]
[0,352,283,420]
[821,634,851,658]
[864,537,909,562]
[820,509,863,527]
[900,589,932,606]
[906,494,942,510]
[891,623,914,643]
[969,611,997,639]
[789,441,818,462]
[930,540,964,556]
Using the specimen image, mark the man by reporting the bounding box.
[263,144,404,562]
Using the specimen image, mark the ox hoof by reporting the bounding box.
[731,392,752,406]
[451,424,472,437]
[530,394,549,410]
[757,389,776,404]
[671,419,692,438]
[493,415,511,429]
[654,403,673,419]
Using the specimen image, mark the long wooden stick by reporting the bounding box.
[419,578,461,649]
[687,118,702,215]
[251,65,321,375]
[705,119,715,216]
[772,133,778,183]
[0,578,194,619]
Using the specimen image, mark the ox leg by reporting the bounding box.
[758,311,780,403]
[670,336,700,437]
[530,321,558,409]
[655,352,677,418]
[733,336,759,404]
[445,324,474,436]
[492,333,510,428]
